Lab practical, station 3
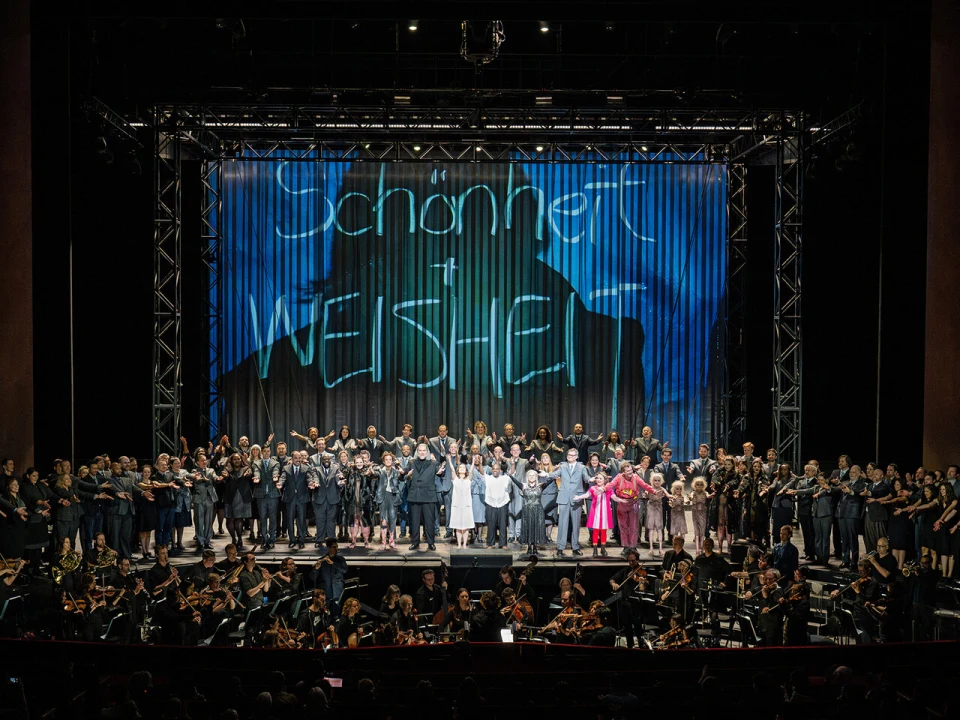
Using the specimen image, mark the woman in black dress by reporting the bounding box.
[508,469,551,556]
[884,477,912,567]
[933,483,958,578]
[0,477,28,560]
[708,457,739,554]
[19,468,51,572]
[136,465,159,560]
[221,454,253,551]
[908,484,940,566]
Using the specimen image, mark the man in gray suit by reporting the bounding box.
[543,448,589,557]
[425,425,452,461]
[310,454,341,547]
[253,446,281,550]
[505,443,529,543]
[105,460,153,561]
[812,475,839,565]
[189,454,218,551]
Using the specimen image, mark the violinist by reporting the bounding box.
[107,557,146,644]
[155,584,202,646]
[393,594,426,644]
[781,567,811,646]
[439,587,474,639]
[657,613,691,648]
[263,614,305,649]
[499,587,533,628]
[69,572,108,642]
[296,589,336,649]
[661,535,694,572]
[469,591,504,642]
[541,589,581,641]
[215,543,242,588]
[660,559,696,624]
[753,569,784,646]
[580,605,617,647]
[494,564,538,615]
[309,538,347,617]
[608,548,649,649]
[199,572,237,640]
[830,559,881,637]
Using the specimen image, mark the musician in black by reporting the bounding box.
[271,557,303,605]
[661,535,693,572]
[551,576,590,608]
[693,538,731,635]
[155,584,202,646]
[659,558,696,625]
[469,591,504,642]
[148,544,179,598]
[494,564,538,615]
[608,548,649,648]
[414,568,446,616]
[871,579,907,643]
[753,569,784,646]
[393,594,424,643]
[297,589,336,648]
[580,606,618,647]
[541,589,581,642]
[184,550,217,591]
[196,572,237,642]
[908,554,939,640]
[439,587,474,640]
[830,559,881,638]
[215,543,242,578]
[781,566,811,646]
[106,557,146,644]
[238,552,272,612]
[336,597,365,647]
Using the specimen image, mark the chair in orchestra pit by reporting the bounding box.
[228,604,265,645]
[100,611,130,642]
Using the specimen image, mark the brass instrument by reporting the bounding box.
[88,547,118,571]
[53,551,81,584]
[902,562,920,577]
[220,562,243,585]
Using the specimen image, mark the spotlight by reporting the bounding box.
[535,145,544,152]
[408,19,419,31]
[539,21,550,33]
[413,145,421,151]
[641,145,648,152]
[605,21,615,32]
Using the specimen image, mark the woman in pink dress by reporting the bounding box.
[574,473,616,557]
[610,462,655,553]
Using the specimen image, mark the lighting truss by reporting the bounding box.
[146,98,806,456]
[773,116,804,471]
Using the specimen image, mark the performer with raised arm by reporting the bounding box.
[407,444,440,551]
[557,424,604,464]
[541,448,590,557]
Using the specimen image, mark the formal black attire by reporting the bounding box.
[414,583,444,617]
[609,565,647,649]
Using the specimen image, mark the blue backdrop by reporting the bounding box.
[211,152,726,461]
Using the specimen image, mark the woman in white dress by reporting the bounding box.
[449,464,476,548]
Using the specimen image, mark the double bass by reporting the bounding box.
[432,559,454,627]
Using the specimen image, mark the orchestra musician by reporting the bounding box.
[830,558,881,638]
[271,557,303,606]
[199,571,237,641]
[308,538,347,617]
[552,576,590,608]
[657,613,692,649]
[148,544,179,598]
[184,549,218,591]
[439,587,474,640]
[67,572,108,642]
[296,589,336,649]
[781,566,811,646]
[469,591,504,642]
[414,568,446,617]
[660,559,696,624]
[541,589,581,641]
[393,594,426,644]
[608,547,650,648]
[580,605,617,646]
[214,543,242,586]
[106,556,146,644]
[752,569,784,646]
[336,597,365,647]
[238,551,272,617]
[155,584,203,646]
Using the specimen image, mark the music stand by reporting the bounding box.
[201,616,233,646]
[0,594,24,622]
[100,611,129,642]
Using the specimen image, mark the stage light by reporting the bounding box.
[605,21,615,32]
[394,95,411,105]
[408,20,419,31]
[641,145,648,152]
[535,95,552,106]
[536,145,544,152]
[539,21,550,33]
[413,145,421,151]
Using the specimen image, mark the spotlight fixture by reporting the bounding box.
[394,94,411,105]
[461,20,506,66]
[535,95,552,106]
[641,145,649,152]
[413,145,421,151]
[539,21,550,33]
[605,21,615,32]
[535,145,544,152]
[408,19,419,31]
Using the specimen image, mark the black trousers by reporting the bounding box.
[108,513,134,560]
[616,598,645,648]
[485,504,508,546]
[798,513,815,558]
[409,502,436,545]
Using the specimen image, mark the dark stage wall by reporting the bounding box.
[0,0,34,471]
[924,0,960,470]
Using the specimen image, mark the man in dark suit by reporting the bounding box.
[273,442,293,540]
[310,454,341,547]
[812,475,840,565]
[836,463,866,568]
[406,443,440,551]
[654,448,682,539]
[434,442,457,540]
[277,451,311,549]
[252,446,281,550]
[354,426,386,463]
[425,426,452,461]
[557,425,603,464]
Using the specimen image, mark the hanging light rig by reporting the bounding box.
[461,21,506,66]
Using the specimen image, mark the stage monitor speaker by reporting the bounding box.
[729,542,749,565]
[450,554,513,568]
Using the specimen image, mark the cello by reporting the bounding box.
[431,558,454,627]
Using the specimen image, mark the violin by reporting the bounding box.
[272,626,304,649]
[500,598,534,623]
[63,598,88,613]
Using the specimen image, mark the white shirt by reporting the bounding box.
[484,474,511,508]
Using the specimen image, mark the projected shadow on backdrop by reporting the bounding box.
[215,158,725,459]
